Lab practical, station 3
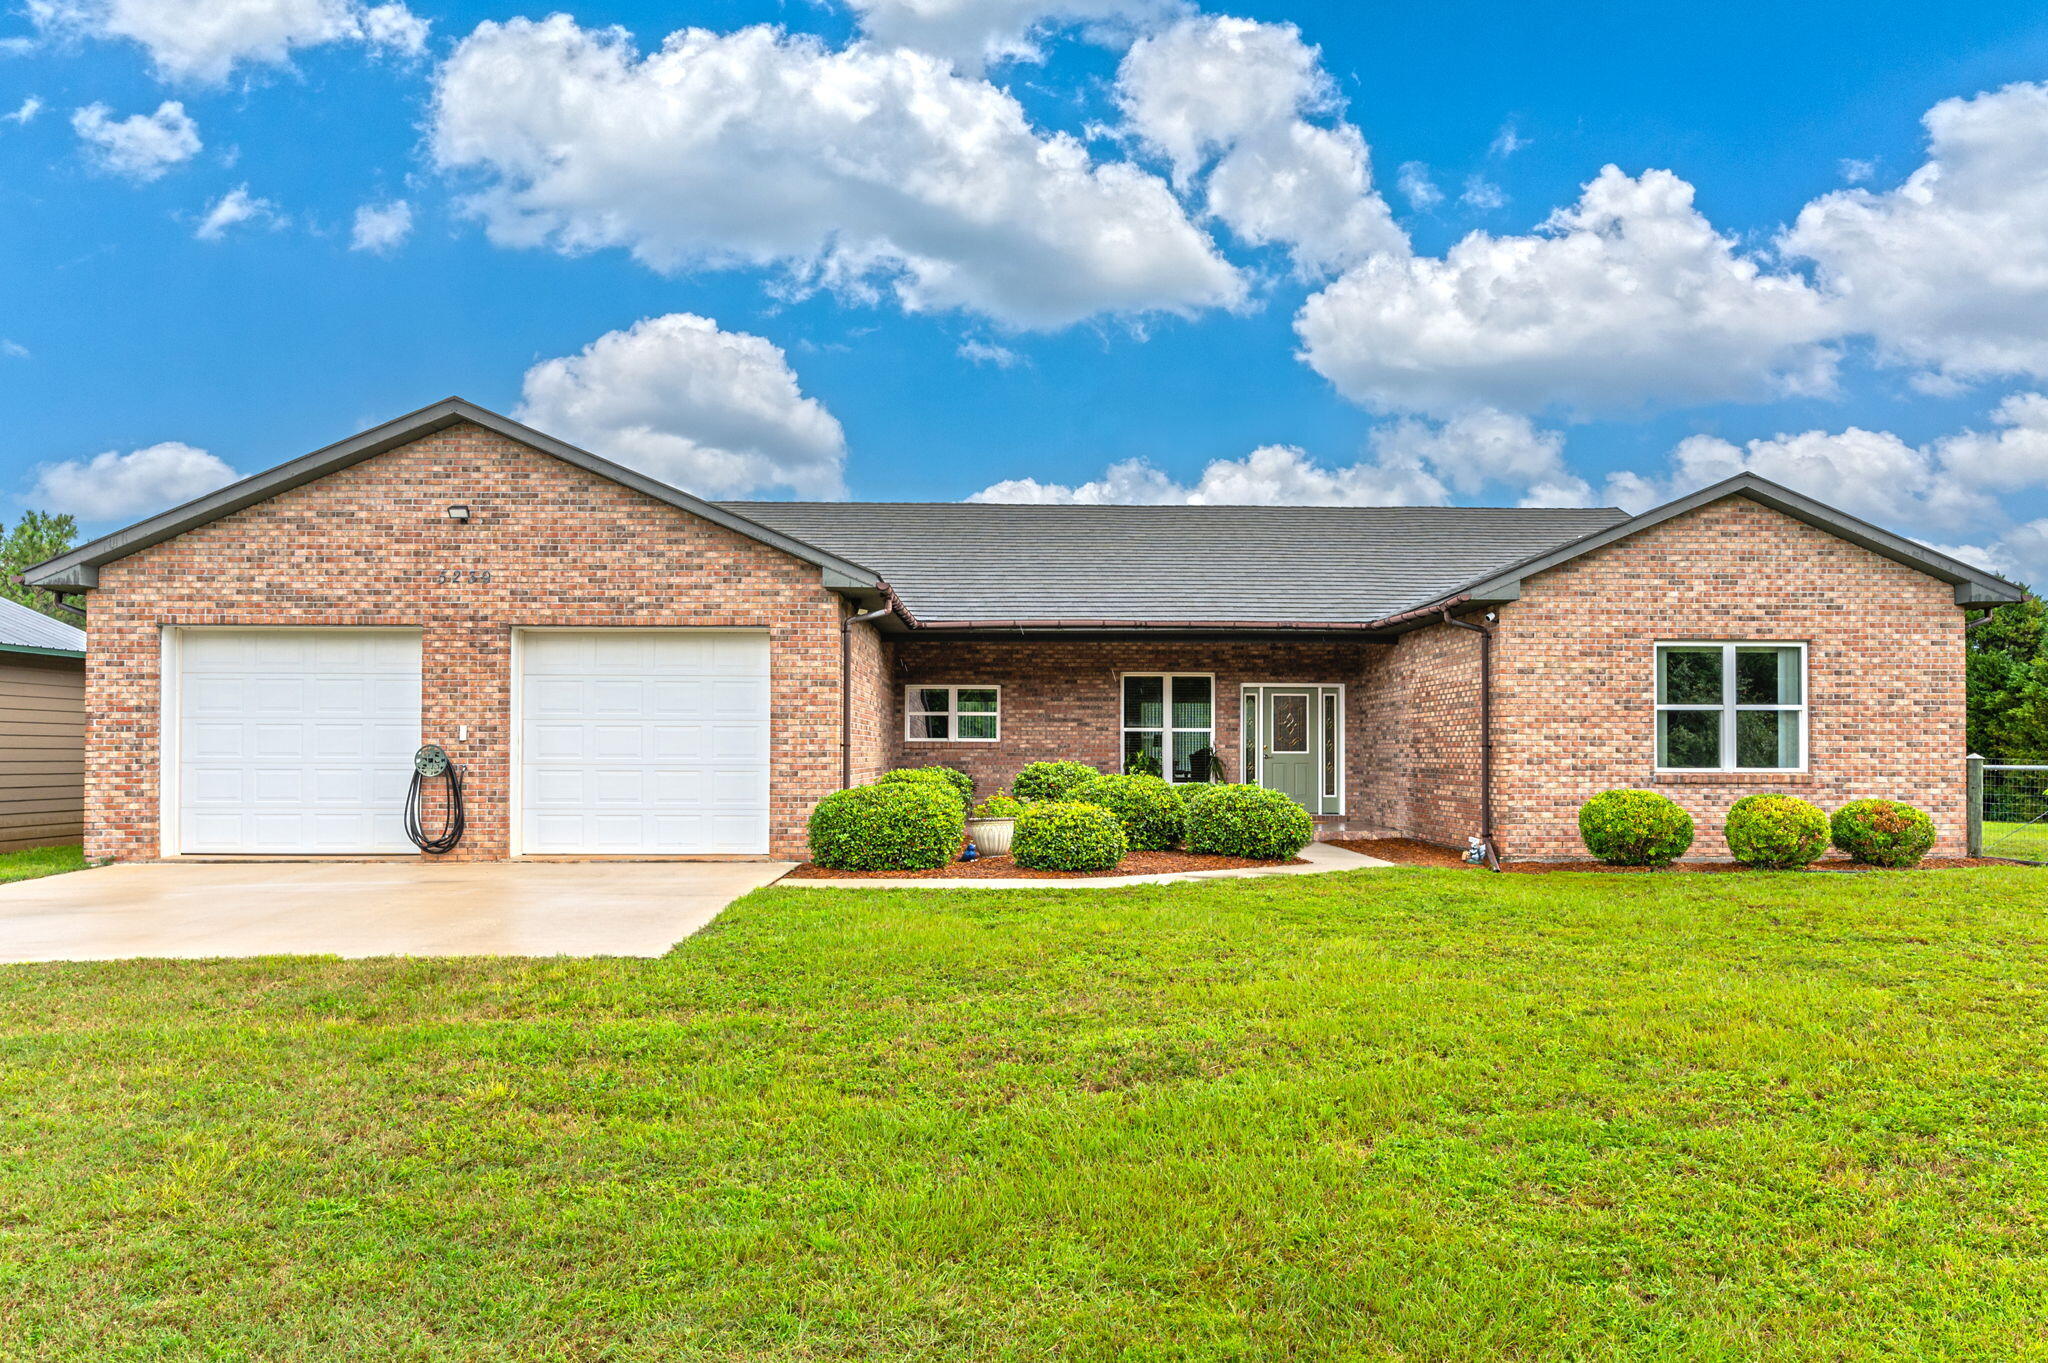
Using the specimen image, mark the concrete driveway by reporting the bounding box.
[0,860,794,963]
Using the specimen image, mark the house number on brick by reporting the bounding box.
[428,569,493,585]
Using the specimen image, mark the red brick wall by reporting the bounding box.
[84,421,851,861]
[1351,620,1485,848]
[1493,496,1970,859]
[845,615,893,788]
[888,638,1381,804]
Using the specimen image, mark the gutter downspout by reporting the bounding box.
[841,601,895,790]
[1441,609,1501,871]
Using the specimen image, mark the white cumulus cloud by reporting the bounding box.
[515,313,849,499]
[1116,16,1403,275]
[971,409,1575,507]
[1782,81,2048,389]
[429,17,1242,331]
[846,0,1181,71]
[350,198,411,253]
[4,96,42,125]
[30,441,238,522]
[70,99,199,180]
[1603,395,2048,550]
[194,184,280,239]
[27,0,428,85]
[1297,165,1840,416]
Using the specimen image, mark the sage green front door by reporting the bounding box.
[1260,688,1317,808]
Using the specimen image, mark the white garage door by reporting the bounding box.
[518,629,770,855]
[175,629,422,854]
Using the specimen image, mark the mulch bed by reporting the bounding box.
[1329,837,2023,874]
[784,850,1306,880]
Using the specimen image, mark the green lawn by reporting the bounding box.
[0,843,85,885]
[4,868,2048,1360]
[1984,820,2048,861]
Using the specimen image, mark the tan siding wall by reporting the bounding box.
[0,653,85,852]
[1493,496,1970,859]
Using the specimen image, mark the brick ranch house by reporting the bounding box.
[22,397,2026,864]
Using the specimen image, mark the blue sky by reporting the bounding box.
[5,0,2048,580]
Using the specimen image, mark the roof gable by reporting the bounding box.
[21,399,882,593]
[1433,473,2026,611]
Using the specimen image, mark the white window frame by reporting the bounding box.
[1121,672,1216,784]
[1653,641,1808,774]
[903,684,1002,743]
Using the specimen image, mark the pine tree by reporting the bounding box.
[0,511,80,622]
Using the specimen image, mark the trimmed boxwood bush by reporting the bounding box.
[1067,773,1186,851]
[971,794,1027,819]
[1183,783,1314,861]
[1012,801,1128,871]
[1830,798,1938,867]
[1723,793,1830,869]
[878,765,973,805]
[807,782,965,871]
[1578,789,1694,866]
[1012,761,1099,803]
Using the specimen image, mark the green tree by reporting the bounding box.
[1967,593,2048,763]
[0,511,80,622]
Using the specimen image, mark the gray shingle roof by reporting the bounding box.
[0,597,86,654]
[723,502,1632,624]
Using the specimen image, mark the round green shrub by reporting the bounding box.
[1067,773,1186,851]
[1830,798,1937,867]
[1723,793,1830,868]
[1183,783,1314,860]
[808,782,965,871]
[1012,801,1128,871]
[1577,789,1694,866]
[971,794,1027,819]
[878,765,973,805]
[1012,761,1100,803]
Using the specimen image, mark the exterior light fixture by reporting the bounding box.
[446,504,471,523]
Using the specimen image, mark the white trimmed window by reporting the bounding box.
[904,685,1001,742]
[1122,674,1215,782]
[1655,643,1807,772]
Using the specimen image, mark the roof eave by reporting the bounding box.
[21,398,885,595]
[1430,474,2028,609]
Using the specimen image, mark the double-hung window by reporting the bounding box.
[1122,674,1214,782]
[1655,643,1806,771]
[904,685,1000,742]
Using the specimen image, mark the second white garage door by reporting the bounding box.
[517,629,771,855]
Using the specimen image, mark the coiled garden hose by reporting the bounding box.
[404,744,466,855]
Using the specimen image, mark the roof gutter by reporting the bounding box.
[1438,608,1501,872]
[841,600,896,789]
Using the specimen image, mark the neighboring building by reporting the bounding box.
[0,596,87,853]
[21,398,2026,864]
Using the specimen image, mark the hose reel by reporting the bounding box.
[404,743,465,854]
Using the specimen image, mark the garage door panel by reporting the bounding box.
[519,630,769,855]
[176,628,421,855]
[252,724,307,759]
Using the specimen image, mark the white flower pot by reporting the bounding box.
[967,817,1015,857]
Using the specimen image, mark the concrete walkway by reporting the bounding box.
[786,839,1398,890]
[0,860,793,963]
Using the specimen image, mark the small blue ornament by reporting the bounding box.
[962,839,979,862]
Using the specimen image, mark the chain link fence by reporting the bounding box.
[1973,761,2048,861]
